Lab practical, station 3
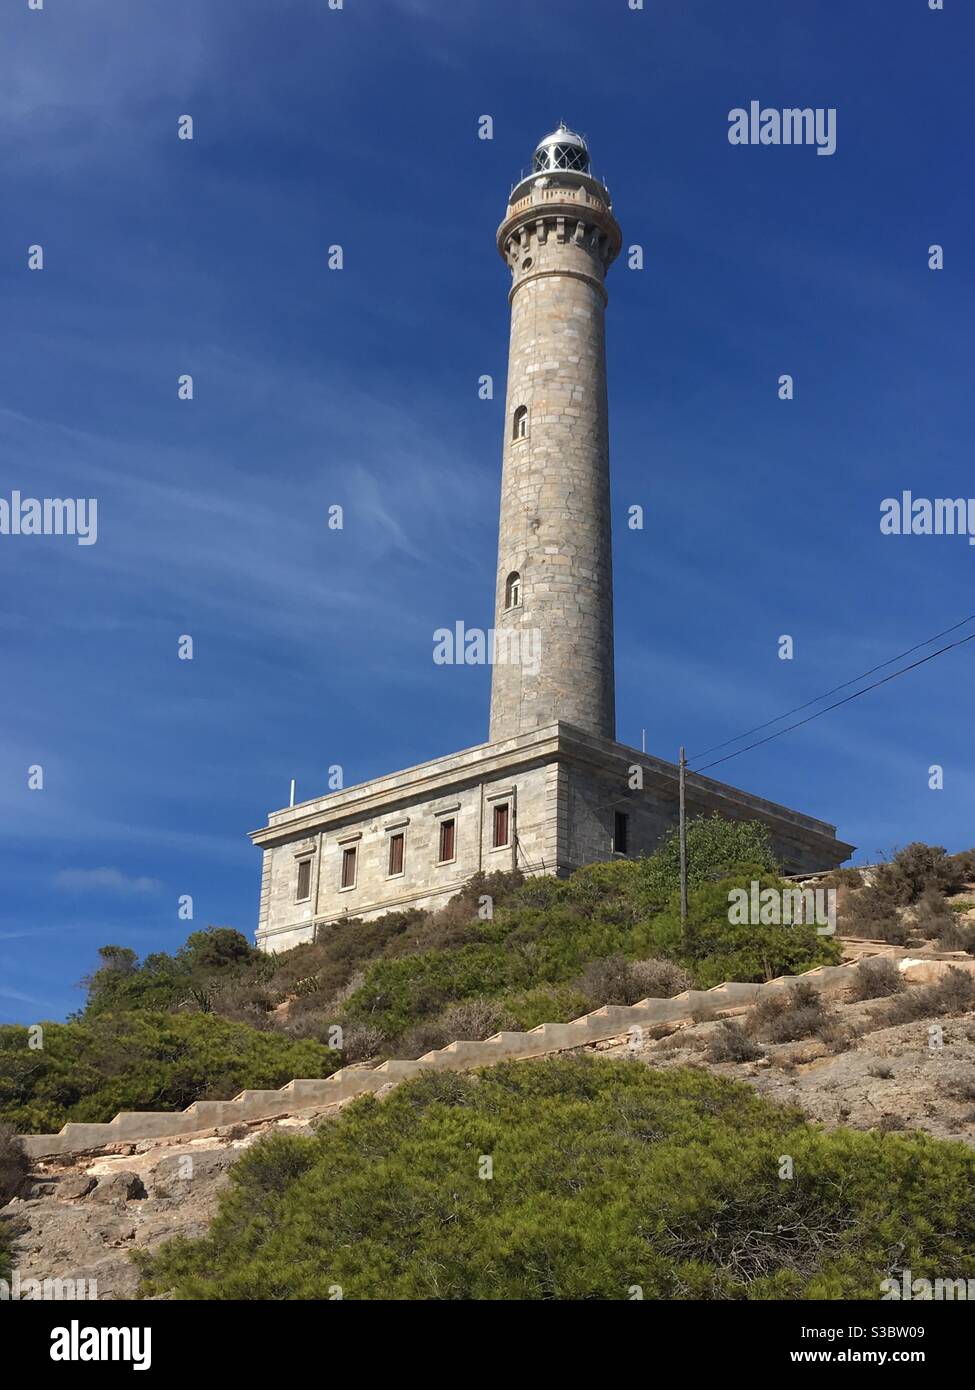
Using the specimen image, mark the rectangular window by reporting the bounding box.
[388,832,405,876]
[438,818,455,864]
[295,858,312,903]
[340,845,357,889]
[493,802,510,849]
[614,811,629,855]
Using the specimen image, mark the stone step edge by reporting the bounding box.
[17,958,861,1158]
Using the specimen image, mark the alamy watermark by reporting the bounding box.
[0,491,98,545]
[880,492,975,547]
[728,102,836,156]
[728,881,836,936]
[1,1268,98,1300]
[433,621,541,675]
[881,1269,975,1300]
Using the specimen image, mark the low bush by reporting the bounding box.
[937,919,975,954]
[881,968,975,1026]
[337,1024,387,1063]
[819,868,865,890]
[575,954,643,1007]
[0,1121,29,1281]
[911,890,954,940]
[839,881,908,942]
[136,1056,975,1301]
[850,957,905,1001]
[396,1021,452,1060]
[0,1122,28,1205]
[706,1022,763,1063]
[948,848,975,881]
[748,982,834,1045]
[437,998,515,1041]
[890,843,967,902]
[499,984,593,1031]
[629,958,693,1000]
[0,1013,340,1133]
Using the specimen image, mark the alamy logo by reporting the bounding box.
[880,492,975,546]
[1,1269,98,1300]
[433,621,541,675]
[728,102,837,156]
[727,881,836,935]
[49,1320,151,1371]
[881,1269,975,1300]
[0,491,98,545]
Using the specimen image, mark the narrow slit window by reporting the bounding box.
[388,832,405,876]
[340,845,357,889]
[295,858,312,903]
[438,818,455,864]
[512,405,528,440]
[614,811,629,855]
[504,571,521,610]
[493,803,510,849]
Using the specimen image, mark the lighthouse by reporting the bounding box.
[490,124,621,743]
[250,125,853,954]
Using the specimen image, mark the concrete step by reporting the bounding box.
[16,954,877,1157]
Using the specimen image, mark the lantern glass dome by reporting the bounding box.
[531,124,590,175]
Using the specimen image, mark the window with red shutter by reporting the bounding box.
[388,833,404,876]
[438,818,455,863]
[296,858,312,902]
[340,845,357,889]
[493,803,510,848]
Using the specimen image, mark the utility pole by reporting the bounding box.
[679,746,688,926]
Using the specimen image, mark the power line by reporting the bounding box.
[690,630,975,775]
[689,612,975,763]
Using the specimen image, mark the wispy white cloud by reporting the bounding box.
[54,867,162,896]
[0,985,47,1005]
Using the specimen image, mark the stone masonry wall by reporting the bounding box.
[489,183,619,743]
[258,760,554,953]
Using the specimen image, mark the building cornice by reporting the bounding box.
[250,721,853,860]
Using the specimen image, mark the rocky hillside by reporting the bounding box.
[3,832,973,1299]
[4,936,974,1299]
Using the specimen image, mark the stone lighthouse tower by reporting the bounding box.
[489,124,622,743]
[250,125,854,954]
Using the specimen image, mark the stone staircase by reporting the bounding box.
[18,960,867,1158]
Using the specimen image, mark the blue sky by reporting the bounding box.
[2,0,972,1025]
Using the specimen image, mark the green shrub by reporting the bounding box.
[0,1013,339,1133]
[136,1056,975,1301]
[81,928,259,1019]
[633,814,779,914]
[498,984,593,1031]
[634,873,842,989]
